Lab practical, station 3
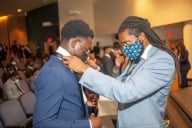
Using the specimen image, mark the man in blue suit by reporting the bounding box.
[63,16,179,128]
[33,20,102,128]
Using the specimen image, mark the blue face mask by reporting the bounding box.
[122,40,143,61]
[81,51,88,62]
[74,42,89,62]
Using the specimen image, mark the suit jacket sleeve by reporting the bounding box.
[79,51,175,104]
[33,66,90,128]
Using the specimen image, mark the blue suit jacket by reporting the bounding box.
[33,55,90,128]
[80,46,175,128]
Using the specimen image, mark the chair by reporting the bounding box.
[19,80,30,94]
[0,99,32,128]
[0,78,3,89]
[0,119,4,128]
[26,77,35,92]
[19,91,36,117]
[18,71,27,82]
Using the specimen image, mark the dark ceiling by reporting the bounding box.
[0,0,57,17]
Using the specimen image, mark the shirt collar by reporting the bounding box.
[56,46,71,56]
[56,47,74,73]
[104,53,111,58]
[141,44,152,59]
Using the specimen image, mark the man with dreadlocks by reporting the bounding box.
[63,16,179,128]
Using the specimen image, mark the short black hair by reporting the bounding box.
[118,16,150,36]
[61,19,94,40]
[6,64,19,78]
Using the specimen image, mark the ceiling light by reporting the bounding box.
[42,21,53,27]
[68,10,81,15]
[17,9,22,13]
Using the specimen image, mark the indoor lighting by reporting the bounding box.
[0,16,8,20]
[17,9,22,13]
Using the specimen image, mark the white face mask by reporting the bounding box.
[27,65,34,70]
[14,79,20,84]
[11,61,17,65]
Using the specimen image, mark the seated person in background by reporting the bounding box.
[25,58,35,78]
[112,53,129,77]
[3,65,23,100]
[27,67,40,91]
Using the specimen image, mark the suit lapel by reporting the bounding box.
[128,46,159,78]
[75,74,87,118]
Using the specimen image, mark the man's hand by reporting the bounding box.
[85,60,99,70]
[62,56,88,74]
[89,114,102,128]
[87,93,98,107]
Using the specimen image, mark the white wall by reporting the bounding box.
[183,22,192,78]
[153,25,183,40]
[94,34,117,47]
[94,0,192,35]
[58,0,95,38]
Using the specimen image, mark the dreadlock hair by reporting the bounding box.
[61,19,94,41]
[118,16,181,85]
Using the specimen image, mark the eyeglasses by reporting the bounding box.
[119,40,135,46]
[77,39,90,54]
[119,41,129,46]
[78,38,90,54]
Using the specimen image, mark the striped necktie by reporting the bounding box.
[121,58,146,81]
[14,81,23,94]
[121,62,136,81]
[76,74,87,118]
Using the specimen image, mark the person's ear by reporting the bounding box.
[139,32,145,42]
[70,38,79,48]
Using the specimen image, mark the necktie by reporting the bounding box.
[121,58,146,81]
[14,82,23,94]
[79,84,87,117]
[121,62,136,81]
[76,74,87,118]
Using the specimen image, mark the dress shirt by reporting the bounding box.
[141,44,152,59]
